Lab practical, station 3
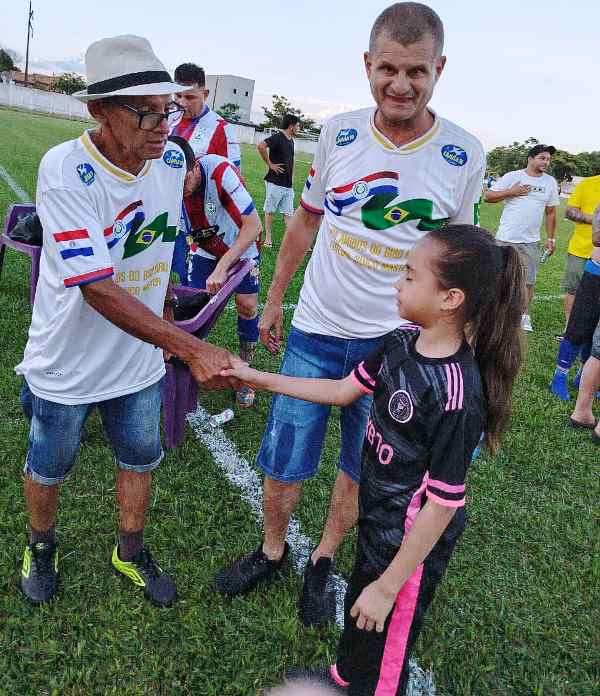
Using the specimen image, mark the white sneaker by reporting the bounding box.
[521,314,533,332]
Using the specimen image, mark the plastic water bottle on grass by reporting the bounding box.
[209,408,234,427]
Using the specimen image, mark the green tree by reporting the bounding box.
[53,72,86,95]
[486,137,539,176]
[486,138,599,183]
[216,102,241,121]
[260,94,320,134]
[0,48,15,72]
[550,150,578,183]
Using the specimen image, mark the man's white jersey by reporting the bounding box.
[180,154,257,262]
[492,169,559,243]
[296,107,485,339]
[171,105,241,168]
[16,131,185,404]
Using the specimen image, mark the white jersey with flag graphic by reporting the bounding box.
[16,131,185,405]
[296,107,485,339]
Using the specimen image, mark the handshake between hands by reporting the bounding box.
[185,340,258,391]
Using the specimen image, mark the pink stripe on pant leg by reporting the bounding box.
[330,664,350,687]
[374,473,427,696]
[374,564,424,696]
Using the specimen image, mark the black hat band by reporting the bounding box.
[87,70,173,95]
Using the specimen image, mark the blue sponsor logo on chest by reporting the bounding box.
[163,149,185,169]
[441,145,468,167]
[336,128,358,146]
[77,163,95,186]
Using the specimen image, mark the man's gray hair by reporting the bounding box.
[369,2,444,56]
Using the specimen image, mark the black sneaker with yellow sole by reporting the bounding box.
[21,541,59,605]
[111,545,176,607]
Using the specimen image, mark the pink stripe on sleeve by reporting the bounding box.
[427,478,465,494]
[451,363,459,410]
[357,362,376,387]
[456,364,464,409]
[351,371,373,395]
[426,491,465,508]
[444,364,453,411]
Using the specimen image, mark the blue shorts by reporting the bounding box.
[21,379,164,486]
[188,255,260,294]
[256,327,384,483]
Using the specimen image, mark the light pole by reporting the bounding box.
[24,1,34,86]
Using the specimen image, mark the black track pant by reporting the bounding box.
[335,529,461,696]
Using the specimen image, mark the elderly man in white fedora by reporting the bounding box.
[15,35,242,607]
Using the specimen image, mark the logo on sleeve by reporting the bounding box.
[77,163,95,186]
[388,390,414,423]
[441,145,468,167]
[163,149,185,169]
[336,128,358,146]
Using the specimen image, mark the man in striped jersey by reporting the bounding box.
[172,63,241,168]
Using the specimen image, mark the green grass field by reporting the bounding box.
[0,108,597,696]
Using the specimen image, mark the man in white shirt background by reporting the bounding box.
[484,144,560,331]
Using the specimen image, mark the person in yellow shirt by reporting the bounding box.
[562,176,600,327]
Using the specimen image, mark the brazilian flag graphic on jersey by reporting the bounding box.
[361,194,448,232]
[122,212,177,259]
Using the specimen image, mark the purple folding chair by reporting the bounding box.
[162,257,256,448]
[0,203,41,306]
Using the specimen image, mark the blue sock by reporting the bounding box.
[237,314,259,343]
[550,369,570,401]
[556,339,581,370]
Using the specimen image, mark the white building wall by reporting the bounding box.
[0,83,89,120]
[206,74,254,122]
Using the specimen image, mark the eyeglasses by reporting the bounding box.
[115,101,185,131]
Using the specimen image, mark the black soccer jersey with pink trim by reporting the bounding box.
[351,326,485,573]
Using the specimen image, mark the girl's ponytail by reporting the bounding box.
[472,244,524,452]
[428,225,525,453]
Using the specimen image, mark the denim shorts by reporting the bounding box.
[256,327,384,483]
[189,255,260,294]
[263,182,294,217]
[21,379,164,486]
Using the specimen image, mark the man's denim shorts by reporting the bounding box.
[256,327,384,483]
[21,378,164,486]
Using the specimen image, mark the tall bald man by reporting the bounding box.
[216,3,485,633]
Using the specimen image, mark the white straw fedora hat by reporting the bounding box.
[73,34,191,101]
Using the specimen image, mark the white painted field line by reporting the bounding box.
[534,293,564,301]
[187,404,436,696]
[0,163,31,203]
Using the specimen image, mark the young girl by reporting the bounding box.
[223,224,525,696]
